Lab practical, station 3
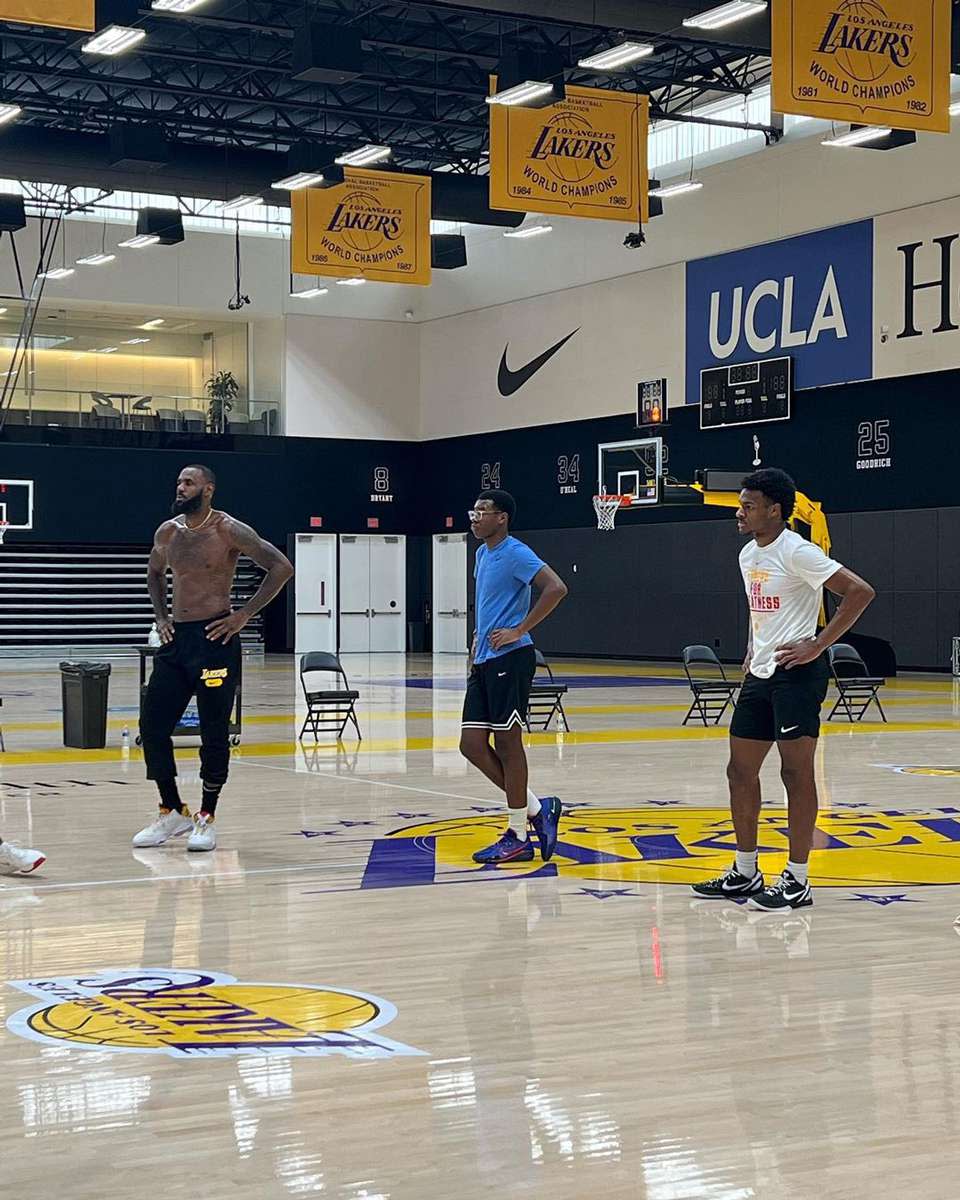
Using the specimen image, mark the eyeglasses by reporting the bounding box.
[468,508,501,521]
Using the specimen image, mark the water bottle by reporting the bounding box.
[121,724,130,757]
[148,623,162,649]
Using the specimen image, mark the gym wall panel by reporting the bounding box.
[894,593,939,670]
[937,592,960,667]
[284,315,420,441]
[874,196,960,380]
[419,264,684,440]
[936,510,960,591]
[893,510,937,592]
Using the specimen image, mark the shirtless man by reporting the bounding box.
[133,465,293,852]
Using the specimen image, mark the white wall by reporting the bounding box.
[419,265,683,439]
[284,314,420,441]
[874,196,960,380]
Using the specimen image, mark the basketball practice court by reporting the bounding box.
[3,2,960,1198]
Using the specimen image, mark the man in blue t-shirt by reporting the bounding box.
[460,489,568,865]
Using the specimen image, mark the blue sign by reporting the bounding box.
[685,220,874,403]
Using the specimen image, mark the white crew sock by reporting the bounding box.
[786,860,808,884]
[735,850,758,878]
[508,808,528,839]
[526,789,541,818]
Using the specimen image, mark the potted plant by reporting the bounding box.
[206,369,240,433]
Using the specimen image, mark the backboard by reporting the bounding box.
[597,438,663,507]
[0,479,35,531]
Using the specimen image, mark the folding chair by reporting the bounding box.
[826,643,887,723]
[525,650,569,731]
[681,645,739,726]
[298,652,362,741]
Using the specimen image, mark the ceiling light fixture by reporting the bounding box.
[0,103,22,126]
[337,277,366,286]
[334,144,392,167]
[82,25,146,56]
[577,42,655,71]
[486,81,556,107]
[97,347,119,354]
[683,1,767,31]
[119,233,161,248]
[38,267,75,280]
[151,0,211,11]
[821,125,891,147]
[503,223,553,238]
[140,318,165,329]
[123,338,151,344]
[77,252,116,267]
[290,285,329,298]
[648,180,704,197]
[220,194,261,213]
[272,171,324,190]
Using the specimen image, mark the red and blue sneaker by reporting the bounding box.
[472,829,535,865]
[530,797,562,861]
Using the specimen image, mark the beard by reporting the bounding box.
[171,493,204,517]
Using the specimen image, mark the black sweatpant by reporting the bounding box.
[140,616,240,789]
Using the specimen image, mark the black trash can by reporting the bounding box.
[60,661,112,749]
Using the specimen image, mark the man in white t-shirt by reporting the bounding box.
[691,468,875,912]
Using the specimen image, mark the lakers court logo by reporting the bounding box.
[359,807,960,890]
[6,969,424,1060]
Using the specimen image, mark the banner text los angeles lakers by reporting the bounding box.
[490,84,648,224]
[291,169,431,286]
[773,0,951,134]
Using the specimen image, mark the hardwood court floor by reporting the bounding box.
[2,653,960,1199]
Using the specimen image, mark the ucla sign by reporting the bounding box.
[686,221,874,403]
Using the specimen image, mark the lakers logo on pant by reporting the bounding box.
[200,667,229,688]
[6,969,424,1059]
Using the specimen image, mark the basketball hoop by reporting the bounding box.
[0,520,8,546]
[593,495,629,532]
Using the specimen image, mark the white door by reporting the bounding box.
[339,536,371,653]
[338,535,407,652]
[294,533,337,654]
[370,535,406,652]
[432,533,468,653]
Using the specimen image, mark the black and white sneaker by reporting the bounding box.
[747,870,812,912]
[690,865,764,900]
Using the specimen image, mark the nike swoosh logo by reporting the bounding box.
[780,725,799,734]
[497,328,580,397]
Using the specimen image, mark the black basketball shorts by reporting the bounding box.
[461,645,536,732]
[730,658,829,742]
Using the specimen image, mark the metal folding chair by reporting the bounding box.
[525,650,569,731]
[681,644,739,726]
[827,643,887,722]
[298,652,362,741]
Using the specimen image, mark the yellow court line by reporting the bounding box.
[4,691,954,736]
[3,717,960,767]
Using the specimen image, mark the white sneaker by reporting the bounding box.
[0,842,46,875]
[132,808,192,848]
[187,813,216,853]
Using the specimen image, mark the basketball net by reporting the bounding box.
[593,495,627,532]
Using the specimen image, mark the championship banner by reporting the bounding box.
[290,168,431,286]
[489,83,648,224]
[0,1,95,30]
[772,0,951,134]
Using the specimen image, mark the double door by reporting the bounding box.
[340,534,406,653]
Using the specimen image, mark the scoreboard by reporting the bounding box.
[700,357,792,429]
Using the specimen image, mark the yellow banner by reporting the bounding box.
[290,169,431,286]
[772,0,951,134]
[489,83,648,223]
[0,1,95,30]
